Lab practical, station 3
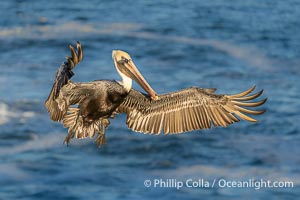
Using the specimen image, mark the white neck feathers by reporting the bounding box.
[116,67,132,92]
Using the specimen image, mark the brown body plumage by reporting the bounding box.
[45,42,267,148]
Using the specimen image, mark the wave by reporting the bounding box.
[0,102,35,125]
[0,132,64,155]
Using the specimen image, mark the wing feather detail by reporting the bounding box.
[118,86,267,134]
[45,42,83,121]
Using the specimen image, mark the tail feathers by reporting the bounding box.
[62,108,106,144]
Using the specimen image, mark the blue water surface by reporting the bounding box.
[0,0,299,199]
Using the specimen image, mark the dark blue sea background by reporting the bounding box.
[0,0,299,199]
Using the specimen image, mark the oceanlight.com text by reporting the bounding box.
[144,178,294,190]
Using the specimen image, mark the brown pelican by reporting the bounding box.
[45,42,267,147]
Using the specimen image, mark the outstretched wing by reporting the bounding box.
[117,86,267,134]
[45,41,83,121]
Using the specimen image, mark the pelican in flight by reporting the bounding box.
[45,42,267,147]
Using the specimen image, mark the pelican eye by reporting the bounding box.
[121,56,131,63]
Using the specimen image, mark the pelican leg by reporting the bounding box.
[64,131,75,145]
[95,118,110,148]
[95,134,106,148]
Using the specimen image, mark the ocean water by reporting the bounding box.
[0,0,299,199]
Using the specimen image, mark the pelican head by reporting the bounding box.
[112,50,158,100]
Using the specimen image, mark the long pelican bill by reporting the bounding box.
[112,50,158,100]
